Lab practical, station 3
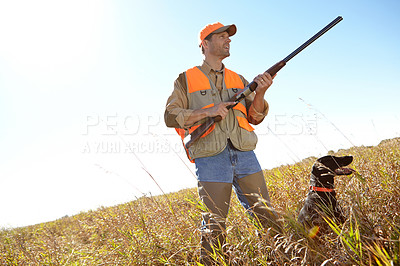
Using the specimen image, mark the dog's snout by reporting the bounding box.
[334,167,355,176]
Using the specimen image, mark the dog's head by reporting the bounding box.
[316,155,354,175]
[311,155,354,187]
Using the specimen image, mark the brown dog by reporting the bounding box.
[298,155,354,231]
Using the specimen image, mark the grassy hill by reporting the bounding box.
[1,138,399,265]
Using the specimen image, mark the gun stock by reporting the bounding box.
[184,16,343,149]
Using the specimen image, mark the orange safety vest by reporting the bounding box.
[176,66,256,162]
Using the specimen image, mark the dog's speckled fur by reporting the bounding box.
[298,155,354,230]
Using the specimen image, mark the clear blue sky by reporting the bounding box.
[0,0,399,228]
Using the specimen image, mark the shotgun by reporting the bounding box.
[185,16,343,149]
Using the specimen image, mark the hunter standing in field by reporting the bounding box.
[164,22,279,263]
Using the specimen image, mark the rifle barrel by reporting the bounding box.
[283,16,343,63]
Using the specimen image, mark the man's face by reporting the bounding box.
[205,31,231,59]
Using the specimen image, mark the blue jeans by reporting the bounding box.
[195,141,262,210]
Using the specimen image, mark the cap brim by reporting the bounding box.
[212,24,237,37]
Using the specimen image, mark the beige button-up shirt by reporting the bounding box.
[165,61,269,129]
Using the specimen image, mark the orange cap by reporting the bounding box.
[199,22,237,47]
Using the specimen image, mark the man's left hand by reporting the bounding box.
[254,72,273,94]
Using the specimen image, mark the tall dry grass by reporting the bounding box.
[1,138,399,265]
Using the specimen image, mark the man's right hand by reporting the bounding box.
[184,101,236,127]
[207,102,236,120]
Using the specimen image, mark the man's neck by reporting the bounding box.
[204,56,224,71]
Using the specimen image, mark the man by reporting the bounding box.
[164,22,279,263]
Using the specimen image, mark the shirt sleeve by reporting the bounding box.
[164,73,193,129]
[248,98,269,125]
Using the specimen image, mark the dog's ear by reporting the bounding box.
[312,161,335,177]
[317,155,353,171]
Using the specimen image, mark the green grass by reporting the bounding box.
[1,138,399,265]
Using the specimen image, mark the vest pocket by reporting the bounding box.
[236,116,255,132]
